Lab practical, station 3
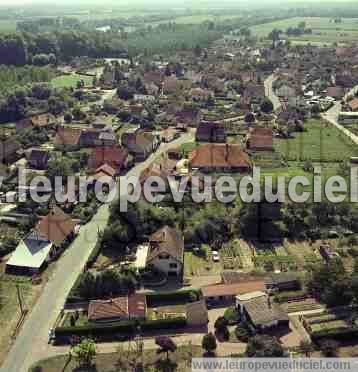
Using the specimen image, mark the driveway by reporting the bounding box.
[0,131,194,372]
[264,74,281,112]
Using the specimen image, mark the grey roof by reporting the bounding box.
[243,294,288,327]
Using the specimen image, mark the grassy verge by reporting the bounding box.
[30,345,202,372]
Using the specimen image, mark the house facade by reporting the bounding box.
[146,226,184,277]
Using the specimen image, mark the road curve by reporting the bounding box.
[264,74,281,112]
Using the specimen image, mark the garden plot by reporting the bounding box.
[302,308,358,338]
[284,240,322,268]
[147,304,186,321]
[254,247,297,272]
[281,298,324,313]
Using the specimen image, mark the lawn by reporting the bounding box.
[251,17,358,45]
[180,141,198,156]
[0,20,17,33]
[31,345,202,372]
[61,311,89,327]
[274,119,358,162]
[51,73,93,89]
[0,276,38,365]
[184,249,221,277]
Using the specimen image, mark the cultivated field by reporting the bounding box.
[250,17,358,45]
[0,20,17,33]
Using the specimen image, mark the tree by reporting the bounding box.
[307,259,353,307]
[311,104,321,118]
[320,339,339,357]
[194,45,202,57]
[214,316,229,340]
[268,29,282,48]
[72,106,85,121]
[260,99,274,114]
[300,340,314,357]
[155,336,177,361]
[246,335,285,357]
[46,156,73,184]
[32,54,50,66]
[201,333,217,356]
[244,112,255,125]
[64,112,72,123]
[72,338,96,368]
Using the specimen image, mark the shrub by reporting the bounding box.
[146,289,201,306]
[235,325,250,342]
[54,317,186,342]
[224,307,241,325]
[274,290,307,303]
[30,366,43,372]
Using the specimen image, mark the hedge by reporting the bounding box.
[274,290,307,303]
[146,289,202,306]
[54,317,187,341]
[311,327,358,341]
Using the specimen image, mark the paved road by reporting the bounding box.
[0,131,194,372]
[322,85,358,145]
[264,74,281,112]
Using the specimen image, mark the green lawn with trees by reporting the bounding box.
[274,119,358,162]
[51,74,93,89]
[30,345,202,372]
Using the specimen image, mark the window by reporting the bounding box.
[169,263,177,269]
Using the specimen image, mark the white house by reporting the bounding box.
[146,226,184,277]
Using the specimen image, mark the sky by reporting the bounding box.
[0,0,353,4]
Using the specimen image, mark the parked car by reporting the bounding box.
[212,250,220,262]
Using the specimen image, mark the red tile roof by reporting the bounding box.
[54,127,81,146]
[327,86,344,99]
[88,297,128,322]
[93,163,117,180]
[147,226,184,264]
[35,206,76,246]
[88,294,147,322]
[88,146,128,171]
[247,128,274,151]
[189,144,251,170]
[202,281,266,298]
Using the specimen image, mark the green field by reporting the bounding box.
[149,14,236,26]
[274,119,358,162]
[51,73,93,89]
[251,17,358,45]
[0,20,17,33]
